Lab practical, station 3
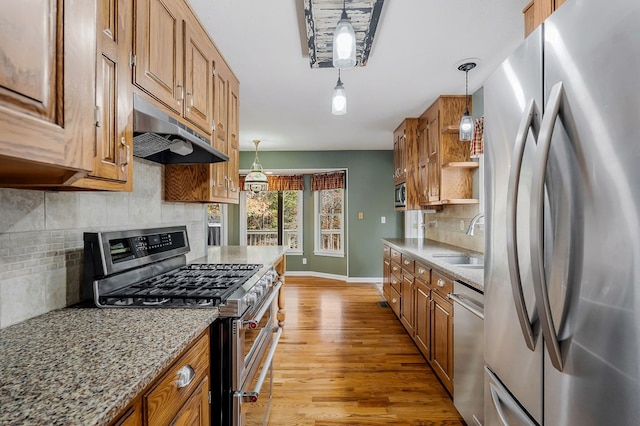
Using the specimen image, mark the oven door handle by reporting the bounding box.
[238,326,283,403]
[243,281,283,329]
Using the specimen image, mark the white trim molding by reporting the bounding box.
[285,270,382,284]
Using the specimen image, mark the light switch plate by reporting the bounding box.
[358,212,364,219]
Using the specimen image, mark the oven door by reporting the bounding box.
[232,281,282,426]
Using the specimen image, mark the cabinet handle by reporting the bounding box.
[186,92,193,110]
[176,365,196,388]
[437,279,444,287]
[418,268,426,274]
[176,84,184,104]
[403,260,410,265]
[392,298,397,304]
[121,137,130,170]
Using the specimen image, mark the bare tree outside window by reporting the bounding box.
[246,191,300,249]
[318,189,343,252]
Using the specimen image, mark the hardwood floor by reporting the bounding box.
[268,277,464,426]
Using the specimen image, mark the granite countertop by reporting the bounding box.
[0,308,217,426]
[0,246,287,426]
[383,238,484,292]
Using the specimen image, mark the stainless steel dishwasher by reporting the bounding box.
[450,281,485,426]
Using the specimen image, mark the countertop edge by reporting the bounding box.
[382,238,484,292]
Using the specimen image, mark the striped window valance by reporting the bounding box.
[238,175,304,191]
[311,171,345,191]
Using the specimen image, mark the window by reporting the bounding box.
[240,190,303,253]
[314,188,344,256]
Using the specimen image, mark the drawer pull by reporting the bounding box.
[403,260,410,265]
[392,266,399,271]
[177,365,196,388]
[418,268,426,274]
[392,298,397,303]
[437,279,445,287]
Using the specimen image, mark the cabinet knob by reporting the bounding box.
[392,298,397,303]
[176,365,195,388]
[403,260,410,265]
[418,268,426,274]
[437,279,444,287]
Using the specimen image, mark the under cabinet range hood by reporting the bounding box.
[132,93,228,164]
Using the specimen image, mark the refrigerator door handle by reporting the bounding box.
[531,81,564,371]
[486,366,537,426]
[506,98,539,351]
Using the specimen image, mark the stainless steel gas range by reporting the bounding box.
[83,226,283,426]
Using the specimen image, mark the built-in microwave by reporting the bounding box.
[394,182,406,208]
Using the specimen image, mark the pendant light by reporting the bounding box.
[332,69,347,115]
[332,0,356,69]
[243,139,268,194]
[458,62,476,141]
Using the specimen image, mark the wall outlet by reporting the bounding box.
[381,216,386,224]
[302,258,307,265]
[358,212,364,220]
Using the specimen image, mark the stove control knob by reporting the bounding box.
[245,293,257,306]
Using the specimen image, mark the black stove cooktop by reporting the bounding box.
[98,263,262,308]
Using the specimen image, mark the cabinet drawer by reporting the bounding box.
[387,286,401,318]
[390,271,402,294]
[431,270,453,300]
[415,262,430,283]
[145,331,210,425]
[400,255,415,274]
[383,245,391,258]
[390,260,402,277]
[390,248,402,264]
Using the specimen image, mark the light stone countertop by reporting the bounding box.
[0,308,217,426]
[0,246,287,426]
[383,238,484,292]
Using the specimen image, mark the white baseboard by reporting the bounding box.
[285,270,382,284]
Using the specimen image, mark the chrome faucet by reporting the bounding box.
[466,213,485,236]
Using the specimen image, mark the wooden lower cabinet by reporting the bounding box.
[110,329,210,426]
[382,244,455,396]
[414,279,431,360]
[431,292,454,394]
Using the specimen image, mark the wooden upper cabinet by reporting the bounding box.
[184,24,214,134]
[211,59,229,199]
[523,0,568,37]
[0,0,95,186]
[226,77,240,201]
[71,0,133,190]
[134,0,184,114]
[393,118,419,209]
[418,95,478,207]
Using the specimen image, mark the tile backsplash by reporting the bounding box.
[424,204,484,253]
[0,159,208,329]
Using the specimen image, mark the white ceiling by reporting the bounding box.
[187,0,529,152]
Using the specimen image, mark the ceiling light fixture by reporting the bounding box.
[243,139,268,194]
[458,62,476,141]
[332,70,347,115]
[332,0,356,69]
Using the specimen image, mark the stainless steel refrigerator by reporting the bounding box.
[483,0,640,424]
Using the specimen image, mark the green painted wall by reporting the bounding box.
[230,150,403,278]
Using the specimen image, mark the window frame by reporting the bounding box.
[313,188,345,257]
[240,189,304,255]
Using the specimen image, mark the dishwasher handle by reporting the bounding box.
[449,292,484,320]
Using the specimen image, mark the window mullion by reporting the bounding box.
[277,191,283,246]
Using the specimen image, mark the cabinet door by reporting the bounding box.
[427,109,440,203]
[91,0,133,185]
[417,119,429,204]
[211,59,228,199]
[400,274,415,335]
[431,292,453,394]
[109,399,142,426]
[184,24,213,134]
[415,280,431,360]
[0,0,94,182]
[382,258,391,298]
[226,77,240,202]
[170,377,210,426]
[135,0,183,114]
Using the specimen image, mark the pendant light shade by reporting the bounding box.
[458,62,476,141]
[243,139,268,194]
[332,1,356,69]
[332,70,347,115]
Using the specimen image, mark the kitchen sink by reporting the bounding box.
[432,253,484,267]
